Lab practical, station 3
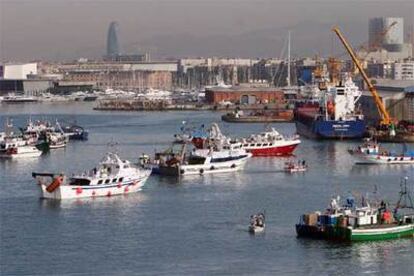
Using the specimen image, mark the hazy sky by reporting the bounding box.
[1,0,413,62]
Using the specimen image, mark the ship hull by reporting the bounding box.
[245,143,299,156]
[347,224,414,241]
[38,176,149,199]
[295,119,366,139]
[296,224,414,241]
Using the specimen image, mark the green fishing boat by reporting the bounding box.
[296,177,414,242]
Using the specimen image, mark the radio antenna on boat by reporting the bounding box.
[395,176,414,210]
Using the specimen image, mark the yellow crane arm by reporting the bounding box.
[332,27,392,125]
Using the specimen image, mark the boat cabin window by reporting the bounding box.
[243,144,248,147]
[263,143,268,146]
[188,156,206,165]
[105,179,110,184]
[69,178,91,186]
[119,177,123,182]
[257,144,262,147]
[250,144,255,147]
[211,155,245,163]
[112,178,117,183]
[97,180,103,185]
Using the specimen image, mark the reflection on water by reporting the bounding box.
[38,192,149,211]
[1,104,413,275]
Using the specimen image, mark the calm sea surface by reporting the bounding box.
[1,102,413,275]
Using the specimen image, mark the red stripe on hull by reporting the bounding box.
[245,144,299,156]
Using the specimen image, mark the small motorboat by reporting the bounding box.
[32,152,151,199]
[46,132,68,149]
[284,160,308,173]
[249,212,266,234]
[348,139,380,155]
[62,124,89,140]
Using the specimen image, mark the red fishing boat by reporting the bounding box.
[193,123,300,157]
[237,127,301,156]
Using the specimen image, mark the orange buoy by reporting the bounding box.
[46,176,63,193]
[76,187,83,195]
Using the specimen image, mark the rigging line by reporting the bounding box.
[272,34,288,86]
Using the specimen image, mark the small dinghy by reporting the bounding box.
[284,160,308,173]
[249,212,265,234]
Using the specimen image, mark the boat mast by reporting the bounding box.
[287,31,291,87]
[395,177,414,211]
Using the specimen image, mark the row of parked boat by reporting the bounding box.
[139,123,302,176]
[29,123,302,200]
[0,118,88,159]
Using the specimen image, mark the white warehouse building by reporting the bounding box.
[3,63,38,79]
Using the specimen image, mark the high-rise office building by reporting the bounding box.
[369,17,404,52]
[107,21,120,58]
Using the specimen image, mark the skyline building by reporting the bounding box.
[107,21,120,58]
[369,17,404,52]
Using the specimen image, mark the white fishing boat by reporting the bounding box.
[353,143,414,165]
[0,144,42,159]
[249,213,266,234]
[32,152,151,199]
[0,119,42,158]
[284,160,308,173]
[355,154,414,165]
[158,141,252,176]
[181,143,251,175]
[46,132,68,149]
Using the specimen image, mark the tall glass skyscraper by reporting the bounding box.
[107,21,120,57]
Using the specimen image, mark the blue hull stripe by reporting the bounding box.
[69,179,144,190]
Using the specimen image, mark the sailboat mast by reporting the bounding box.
[287,31,291,87]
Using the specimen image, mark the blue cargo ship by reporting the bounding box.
[295,76,366,139]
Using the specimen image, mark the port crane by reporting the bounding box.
[332,27,393,127]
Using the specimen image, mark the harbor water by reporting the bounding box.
[1,102,413,275]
